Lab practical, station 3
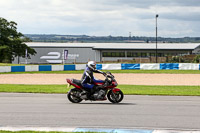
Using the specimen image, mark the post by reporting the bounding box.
[62,49,64,64]
[74,57,76,64]
[18,56,20,64]
[25,49,27,64]
[95,50,96,62]
[156,14,159,63]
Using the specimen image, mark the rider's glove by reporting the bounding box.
[102,72,106,76]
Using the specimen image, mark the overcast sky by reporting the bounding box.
[0,0,200,37]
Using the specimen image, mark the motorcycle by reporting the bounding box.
[66,71,124,103]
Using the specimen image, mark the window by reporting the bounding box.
[111,52,116,57]
[141,53,147,57]
[103,52,111,57]
[158,53,164,57]
[137,53,141,57]
[150,53,155,57]
[133,53,138,57]
[127,52,132,57]
[102,52,125,57]
[127,52,139,57]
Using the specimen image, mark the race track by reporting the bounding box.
[0,93,200,130]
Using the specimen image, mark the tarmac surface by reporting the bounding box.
[0,93,200,130]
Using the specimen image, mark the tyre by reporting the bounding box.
[67,88,83,103]
[107,90,124,103]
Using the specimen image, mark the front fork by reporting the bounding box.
[111,88,121,100]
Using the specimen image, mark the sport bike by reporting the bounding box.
[66,72,124,103]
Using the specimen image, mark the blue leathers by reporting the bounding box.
[81,66,104,92]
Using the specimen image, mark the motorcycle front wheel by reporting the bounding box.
[107,90,124,103]
[67,88,83,103]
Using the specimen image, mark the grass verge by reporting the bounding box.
[1,70,200,74]
[0,84,200,96]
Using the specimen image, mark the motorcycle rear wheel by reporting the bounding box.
[107,90,123,103]
[67,88,83,103]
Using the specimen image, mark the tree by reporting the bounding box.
[193,55,200,63]
[0,17,36,63]
[170,56,184,63]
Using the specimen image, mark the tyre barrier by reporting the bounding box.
[0,63,200,73]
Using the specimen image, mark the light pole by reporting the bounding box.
[155,14,159,63]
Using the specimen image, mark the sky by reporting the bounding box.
[0,0,200,37]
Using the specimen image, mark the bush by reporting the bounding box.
[170,56,184,63]
[193,55,200,63]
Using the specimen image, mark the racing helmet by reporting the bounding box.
[87,61,96,70]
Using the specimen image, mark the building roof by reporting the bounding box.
[26,42,200,50]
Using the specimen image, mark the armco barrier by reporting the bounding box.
[64,65,75,70]
[11,66,25,72]
[39,65,52,71]
[25,65,38,72]
[179,63,199,70]
[121,64,140,70]
[75,64,86,70]
[160,63,179,70]
[0,63,200,73]
[96,64,102,70]
[52,65,64,71]
[0,66,11,72]
[140,63,160,70]
[102,64,121,70]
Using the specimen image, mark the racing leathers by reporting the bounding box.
[81,66,105,94]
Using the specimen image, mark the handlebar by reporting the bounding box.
[104,71,114,79]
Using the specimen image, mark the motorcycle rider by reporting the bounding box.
[81,61,106,99]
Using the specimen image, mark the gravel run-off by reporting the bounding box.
[0,73,200,86]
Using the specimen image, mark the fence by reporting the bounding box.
[0,63,200,73]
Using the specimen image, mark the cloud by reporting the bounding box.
[0,0,199,37]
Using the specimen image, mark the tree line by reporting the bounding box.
[25,34,200,43]
[0,17,36,63]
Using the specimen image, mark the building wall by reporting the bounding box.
[100,49,192,62]
[13,47,100,64]
[12,45,198,64]
[193,45,200,54]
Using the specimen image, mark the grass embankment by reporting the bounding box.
[0,63,24,66]
[1,70,200,74]
[0,84,200,96]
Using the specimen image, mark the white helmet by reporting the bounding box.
[87,61,96,70]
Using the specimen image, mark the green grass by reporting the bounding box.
[0,63,24,66]
[1,70,200,74]
[0,84,200,96]
[122,85,200,96]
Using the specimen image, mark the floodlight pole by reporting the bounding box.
[156,14,159,63]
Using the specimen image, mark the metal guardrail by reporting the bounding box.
[0,63,200,72]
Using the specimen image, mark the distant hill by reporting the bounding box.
[24,34,200,43]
